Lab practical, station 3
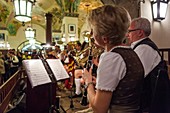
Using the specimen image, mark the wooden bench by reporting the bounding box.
[0,69,24,113]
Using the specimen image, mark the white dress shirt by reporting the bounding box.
[131,38,161,77]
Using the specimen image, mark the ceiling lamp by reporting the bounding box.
[150,0,169,21]
[14,0,35,24]
[25,26,36,40]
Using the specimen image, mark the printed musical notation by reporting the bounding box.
[46,59,69,81]
[23,59,69,88]
[23,60,52,88]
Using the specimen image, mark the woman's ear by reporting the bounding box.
[102,36,108,44]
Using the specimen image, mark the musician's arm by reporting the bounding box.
[83,53,126,113]
[87,84,112,113]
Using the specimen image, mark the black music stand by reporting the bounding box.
[50,96,66,113]
[64,72,81,112]
[23,59,70,113]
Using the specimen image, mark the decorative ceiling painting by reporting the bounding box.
[0,0,104,36]
[0,0,139,36]
[0,4,9,26]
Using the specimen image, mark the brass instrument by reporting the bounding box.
[75,30,104,68]
[75,46,91,68]
[75,45,104,68]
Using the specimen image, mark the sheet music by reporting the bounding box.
[22,59,52,88]
[46,59,69,81]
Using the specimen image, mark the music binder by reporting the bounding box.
[22,59,69,88]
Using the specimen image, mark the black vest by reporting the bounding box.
[133,38,159,53]
[133,38,170,113]
[110,47,144,112]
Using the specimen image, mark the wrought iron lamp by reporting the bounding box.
[14,0,35,24]
[25,26,36,40]
[150,0,169,21]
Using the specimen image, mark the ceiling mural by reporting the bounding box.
[0,4,9,25]
[0,0,139,36]
[0,1,10,28]
[102,0,140,19]
[0,0,23,36]
[0,0,104,36]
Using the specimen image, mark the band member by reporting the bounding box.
[64,43,76,90]
[83,5,144,113]
[47,45,61,59]
[72,41,84,98]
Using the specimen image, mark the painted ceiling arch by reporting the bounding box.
[0,0,139,36]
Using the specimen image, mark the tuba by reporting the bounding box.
[74,30,92,68]
[75,46,91,68]
[75,39,104,69]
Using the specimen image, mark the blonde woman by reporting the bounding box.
[83,5,144,113]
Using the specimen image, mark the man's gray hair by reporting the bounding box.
[132,17,151,36]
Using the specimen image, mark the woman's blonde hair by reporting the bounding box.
[88,5,131,45]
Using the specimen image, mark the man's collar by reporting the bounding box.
[131,37,148,49]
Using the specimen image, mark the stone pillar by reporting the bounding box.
[45,13,53,44]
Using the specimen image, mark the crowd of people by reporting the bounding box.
[0,41,91,87]
[0,49,22,85]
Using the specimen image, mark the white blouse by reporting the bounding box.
[95,46,128,92]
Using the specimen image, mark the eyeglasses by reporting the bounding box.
[127,29,141,33]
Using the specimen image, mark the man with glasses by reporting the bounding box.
[127,17,161,78]
[127,17,163,113]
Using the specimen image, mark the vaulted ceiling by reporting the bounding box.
[0,0,139,36]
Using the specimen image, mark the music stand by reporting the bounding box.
[23,59,70,113]
[65,72,81,112]
[50,96,66,113]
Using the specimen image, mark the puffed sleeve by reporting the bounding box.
[95,52,126,92]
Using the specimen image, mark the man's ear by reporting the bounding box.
[139,30,144,37]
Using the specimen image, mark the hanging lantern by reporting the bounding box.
[150,0,169,21]
[25,26,36,40]
[14,0,35,24]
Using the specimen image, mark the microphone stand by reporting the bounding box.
[69,72,74,109]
